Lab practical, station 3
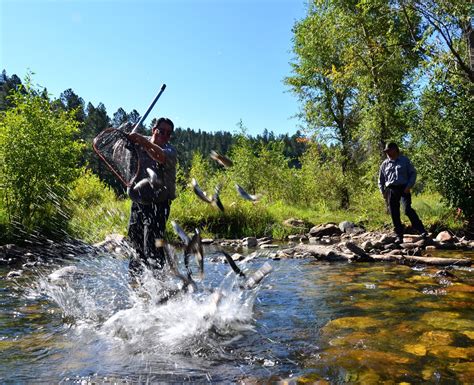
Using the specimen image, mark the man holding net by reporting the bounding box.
[127,117,177,275]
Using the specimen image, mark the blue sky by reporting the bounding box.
[1,0,308,136]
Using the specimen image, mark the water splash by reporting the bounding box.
[24,251,261,362]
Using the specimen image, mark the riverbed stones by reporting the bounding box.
[309,223,342,237]
[242,237,258,248]
[436,231,453,242]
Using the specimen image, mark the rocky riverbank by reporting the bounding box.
[1,221,473,279]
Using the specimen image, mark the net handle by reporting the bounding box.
[132,84,167,133]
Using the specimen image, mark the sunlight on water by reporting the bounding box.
[1,245,473,383]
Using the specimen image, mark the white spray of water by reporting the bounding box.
[27,252,262,358]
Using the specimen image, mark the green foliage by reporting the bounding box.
[413,77,473,220]
[67,169,129,243]
[0,76,83,238]
[69,168,116,207]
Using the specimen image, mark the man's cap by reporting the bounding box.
[383,142,399,152]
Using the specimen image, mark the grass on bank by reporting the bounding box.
[0,171,463,245]
[65,173,462,244]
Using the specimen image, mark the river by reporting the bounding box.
[1,245,473,383]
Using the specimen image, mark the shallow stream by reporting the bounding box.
[0,245,473,383]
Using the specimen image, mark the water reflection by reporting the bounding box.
[0,246,473,383]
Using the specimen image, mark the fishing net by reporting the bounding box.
[93,127,139,187]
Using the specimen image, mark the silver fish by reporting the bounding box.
[186,229,204,280]
[241,262,272,290]
[171,220,191,246]
[210,150,233,168]
[235,183,261,202]
[191,178,212,203]
[211,184,225,212]
[221,250,246,277]
[171,221,204,280]
[162,242,197,294]
[127,168,163,204]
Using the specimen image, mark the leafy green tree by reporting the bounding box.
[286,2,361,207]
[414,78,473,225]
[0,77,83,237]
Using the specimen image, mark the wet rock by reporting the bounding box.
[386,249,404,256]
[258,239,273,246]
[242,237,258,248]
[308,237,319,244]
[361,241,373,251]
[309,223,342,237]
[425,245,437,251]
[384,243,401,250]
[288,234,301,242]
[436,231,453,242]
[299,235,309,243]
[260,244,278,249]
[400,242,417,250]
[230,253,244,262]
[201,238,214,244]
[379,234,397,244]
[339,221,356,233]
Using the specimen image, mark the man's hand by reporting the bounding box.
[404,187,411,194]
[128,132,145,145]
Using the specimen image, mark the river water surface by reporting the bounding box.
[0,245,473,384]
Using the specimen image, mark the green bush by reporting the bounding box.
[0,77,83,239]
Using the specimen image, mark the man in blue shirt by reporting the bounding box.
[378,142,427,243]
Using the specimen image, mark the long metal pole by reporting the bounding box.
[131,84,167,133]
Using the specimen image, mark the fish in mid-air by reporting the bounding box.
[210,150,233,168]
[171,221,204,279]
[127,168,163,204]
[235,184,262,202]
[192,178,225,212]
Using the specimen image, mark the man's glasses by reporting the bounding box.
[157,127,172,137]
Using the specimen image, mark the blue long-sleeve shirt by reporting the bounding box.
[378,155,417,193]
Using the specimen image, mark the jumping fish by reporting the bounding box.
[171,221,204,279]
[221,250,246,277]
[210,150,233,168]
[171,220,191,246]
[235,184,262,202]
[127,168,163,204]
[240,262,272,290]
[211,184,225,212]
[192,178,225,212]
[186,229,204,280]
[191,178,212,203]
[162,242,197,294]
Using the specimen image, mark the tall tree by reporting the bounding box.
[59,88,85,123]
[0,70,23,111]
[286,2,360,207]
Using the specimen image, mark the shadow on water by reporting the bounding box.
[0,244,473,383]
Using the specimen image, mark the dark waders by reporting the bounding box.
[386,185,425,238]
[128,200,171,276]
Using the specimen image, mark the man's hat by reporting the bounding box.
[383,142,399,152]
